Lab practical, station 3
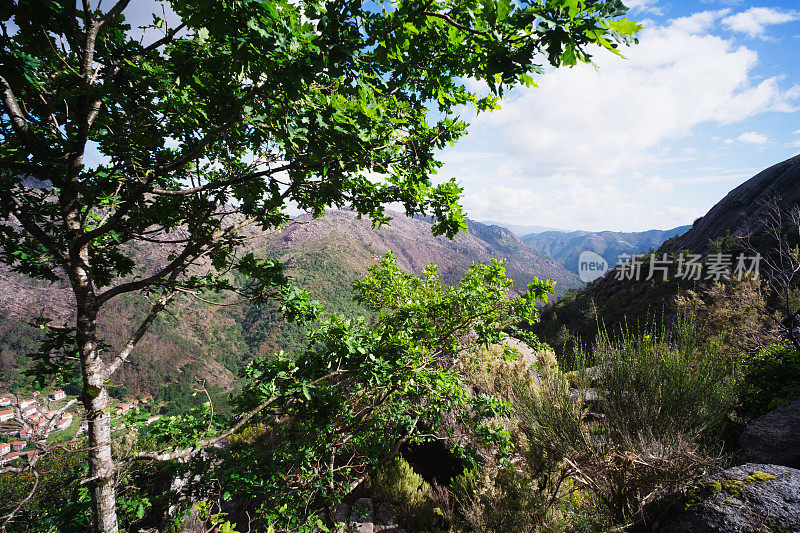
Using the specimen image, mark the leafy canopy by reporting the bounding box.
[0,0,639,304]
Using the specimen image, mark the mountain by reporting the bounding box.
[663,153,800,254]
[522,226,691,273]
[478,220,566,236]
[0,210,579,399]
[529,154,800,357]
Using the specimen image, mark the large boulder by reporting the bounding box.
[663,463,800,532]
[740,397,800,468]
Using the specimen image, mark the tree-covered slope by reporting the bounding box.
[0,210,578,396]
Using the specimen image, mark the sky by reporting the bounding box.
[439,0,800,232]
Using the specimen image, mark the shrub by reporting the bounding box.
[673,277,778,365]
[739,342,800,417]
[514,317,734,527]
[370,457,438,531]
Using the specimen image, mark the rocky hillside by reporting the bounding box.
[664,153,800,254]
[531,154,800,356]
[522,225,690,272]
[0,210,578,397]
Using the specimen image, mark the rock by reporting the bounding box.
[500,334,538,366]
[176,504,205,533]
[664,463,800,532]
[569,388,599,402]
[335,502,351,527]
[664,154,800,255]
[349,498,374,533]
[374,504,405,532]
[740,397,800,468]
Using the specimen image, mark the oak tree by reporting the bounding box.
[0,0,639,530]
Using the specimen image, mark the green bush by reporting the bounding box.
[587,316,737,447]
[739,343,800,417]
[513,316,734,527]
[370,458,439,531]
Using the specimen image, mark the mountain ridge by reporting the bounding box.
[663,153,800,254]
[522,225,691,272]
[0,210,578,397]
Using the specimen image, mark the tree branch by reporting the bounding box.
[131,370,345,462]
[103,279,176,379]
[149,163,294,196]
[143,22,188,53]
[6,195,67,264]
[95,238,201,306]
[0,75,46,156]
[423,11,487,36]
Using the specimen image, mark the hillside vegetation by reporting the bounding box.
[0,211,577,401]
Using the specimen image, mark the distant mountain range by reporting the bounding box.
[530,153,800,356]
[478,221,566,235]
[521,226,691,273]
[0,210,579,396]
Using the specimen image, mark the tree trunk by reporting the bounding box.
[83,354,118,533]
[74,268,119,532]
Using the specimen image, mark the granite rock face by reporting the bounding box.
[663,463,800,533]
[663,154,800,255]
[740,398,800,468]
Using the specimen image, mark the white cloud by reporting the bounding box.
[465,13,797,177]
[640,176,674,194]
[442,9,799,230]
[793,129,800,136]
[736,131,768,144]
[721,7,800,39]
[672,9,729,33]
[624,0,663,15]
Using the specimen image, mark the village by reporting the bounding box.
[0,389,158,467]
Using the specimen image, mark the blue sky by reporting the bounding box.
[440,1,800,232]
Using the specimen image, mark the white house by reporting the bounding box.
[17,399,35,410]
[0,409,13,422]
[0,443,9,455]
[1,452,19,464]
[49,390,66,401]
[11,441,24,451]
[0,397,11,407]
[56,418,72,430]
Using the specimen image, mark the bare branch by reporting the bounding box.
[103,288,174,379]
[0,75,47,156]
